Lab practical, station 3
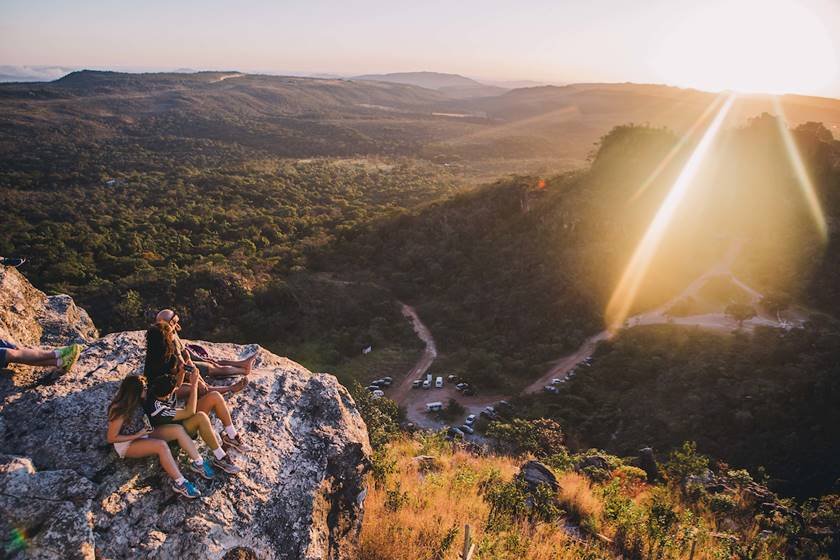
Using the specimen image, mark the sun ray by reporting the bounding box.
[772,96,828,242]
[605,93,736,332]
[628,93,727,203]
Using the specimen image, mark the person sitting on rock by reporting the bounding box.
[144,322,252,455]
[0,339,81,373]
[155,309,257,379]
[144,322,246,398]
[144,370,242,474]
[106,375,204,498]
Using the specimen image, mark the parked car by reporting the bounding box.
[412,380,422,388]
[366,385,379,392]
[455,383,467,391]
[370,379,385,387]
[381,376,393,386]
[447,374,458,383]
[425,401,443,412]
[435,376,444,388]
[552,378,563,385]
[465,414,476,425]
[372,390,385,398]
[459,424,475,434]
[484,406,495,414]
[544,385,559,394]
[422,379,431,389]
[446,427,464,439]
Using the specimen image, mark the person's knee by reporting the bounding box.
[153,439,170,457]
[208,390,223,403]
[195,411,211,425]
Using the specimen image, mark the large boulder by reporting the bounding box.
[0,267,372,559]
[518,460,559,493]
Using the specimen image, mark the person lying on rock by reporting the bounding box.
[155,308,257,379]
[144,321,246,398]
[143,371,243,474]
[0,339,81,373]
[106,375,205,498]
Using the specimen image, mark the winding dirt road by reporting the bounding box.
[391,241,805,428]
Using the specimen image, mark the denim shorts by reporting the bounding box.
[0,339,18,368]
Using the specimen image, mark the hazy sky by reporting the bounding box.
[2,0,839,96]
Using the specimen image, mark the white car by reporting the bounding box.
[465,414,476,425]
[484,406,495,414]
[435,376,443,388]
[372,390,384,398]
[422,379,431,389]
[426,401,443,412]
[552,378,563,385]
[459,424,475,434]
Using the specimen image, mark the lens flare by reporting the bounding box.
[772,96,828,241]
[605,93,736,332]
[628,94,727,203]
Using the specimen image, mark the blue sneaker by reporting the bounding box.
[189,459,216,480]
[172,479,201,499]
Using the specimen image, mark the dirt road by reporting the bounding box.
[392,241,805,428]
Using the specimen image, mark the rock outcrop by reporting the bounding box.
[0,267,372,559]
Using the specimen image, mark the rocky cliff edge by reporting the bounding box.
[0,266,372,560]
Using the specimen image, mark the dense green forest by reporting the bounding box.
[0,155,450,375]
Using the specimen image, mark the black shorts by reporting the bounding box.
[0,339,17,368]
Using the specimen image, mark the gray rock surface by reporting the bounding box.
[0,267,372,559]
[518,460,559,493]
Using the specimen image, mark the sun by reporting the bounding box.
[648,0,838,95]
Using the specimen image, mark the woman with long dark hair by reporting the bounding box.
[106,375,216,498]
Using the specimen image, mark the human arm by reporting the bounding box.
[173,368,200,420]
[106,415,151,443]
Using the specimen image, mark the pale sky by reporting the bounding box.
[2,0,839,96]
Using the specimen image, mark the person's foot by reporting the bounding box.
[57,344,82,372]
[0,257,26,268]
[230,376,248,393]
[171,479,201,499]
[221,431,252,453]
[243,355,257,375]
[212,455,241,474]
[189,460,216,480]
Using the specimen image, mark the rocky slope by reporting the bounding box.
[0,266,371,560]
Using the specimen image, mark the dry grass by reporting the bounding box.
[359,438,603,560]
[359,437,787,560]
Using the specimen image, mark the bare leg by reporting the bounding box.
[197,391,233,427]
[6,348,56,367]
[150,424,202,462]
[182,378,247,396]
[181,411,222,450]
[123,438,184,481]
[202,363,247,378]
[215,355,256,373]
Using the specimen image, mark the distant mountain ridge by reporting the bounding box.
[353,71,507,98]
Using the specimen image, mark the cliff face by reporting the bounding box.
[0,267,371,560]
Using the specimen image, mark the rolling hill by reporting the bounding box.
[353,70,506,98]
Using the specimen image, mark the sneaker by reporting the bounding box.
[221,432,252,453]
[0,257,26,268]
[171,479,201,499]
[189,460,216,480]
[57,344,82,371]
[212,455,241,475]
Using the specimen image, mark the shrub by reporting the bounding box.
[664,441,709,483]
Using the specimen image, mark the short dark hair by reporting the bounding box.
[148,374,177,398]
